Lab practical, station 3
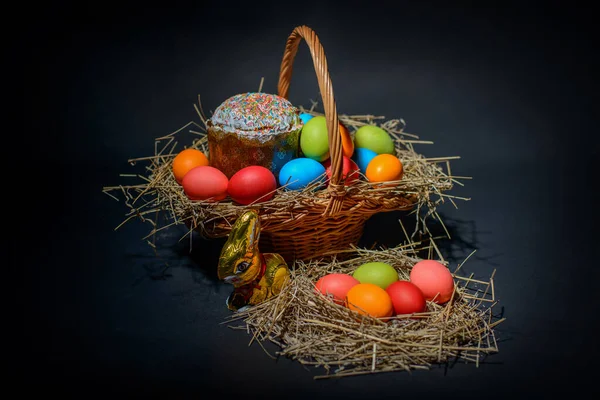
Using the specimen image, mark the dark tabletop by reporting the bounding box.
[19,1,597,398]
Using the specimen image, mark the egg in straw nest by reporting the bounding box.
[223,239,504,379]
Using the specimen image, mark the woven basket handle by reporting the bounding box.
[278,25,345,215]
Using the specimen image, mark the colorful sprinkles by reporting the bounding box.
[210,92,303,137]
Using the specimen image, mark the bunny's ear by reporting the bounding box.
[228,209,260,252]
[247,215,260,250]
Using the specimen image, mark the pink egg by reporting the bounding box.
[409,260,455,304]
[182,166,228,201]
[315,273,360,304]
[228,166,277,205]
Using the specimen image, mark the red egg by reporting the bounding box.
[182,166,229,201]
[409,260,455,304]
[322,155,360,185]
[386,280,426,315]
[315,273,360,304]
[227,166,277,205]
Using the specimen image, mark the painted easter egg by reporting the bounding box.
[278,158,326,191]
[315,273,360,304]
[365,154,404,182]
[172,148,209,184]
[300,116,329,161]
[345,283,394,319]
[322,155,360,185]
[386,280,427,315]
[228,166,277,205]
[339,121,354,158]
[409,260,455,304]
[299,113,314,124]
[352,147,378,175]
[352,262,399,290]
[300,116,354,161]
[354,125,395,155]
[182,166,228,201]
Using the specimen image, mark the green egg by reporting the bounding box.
[353,125,395,155]
[300,115,330,161]
[352,262,399,289]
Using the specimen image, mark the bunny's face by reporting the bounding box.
[218,210,263,287]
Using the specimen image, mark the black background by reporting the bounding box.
[19,1,598,398]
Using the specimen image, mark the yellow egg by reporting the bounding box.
[365,154,403,182]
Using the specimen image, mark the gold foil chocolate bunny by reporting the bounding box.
[218,210,290,311]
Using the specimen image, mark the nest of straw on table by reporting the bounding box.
[103,100,467,246]
[224,242,503,379]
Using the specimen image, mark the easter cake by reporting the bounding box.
[207,92,302,178]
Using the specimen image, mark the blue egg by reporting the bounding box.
[352,147,378,174]
[278,158,326,190]
[299,113,314,124]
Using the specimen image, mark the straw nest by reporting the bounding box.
[224,242,503,379]
[103,98,467,251]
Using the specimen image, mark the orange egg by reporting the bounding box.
[339,122,354,158]
[365,154,403,183]
[345,283,393,319]
[172,148,209,184]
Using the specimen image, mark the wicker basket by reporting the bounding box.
[107,25,456,263]
[201,26,433,261]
